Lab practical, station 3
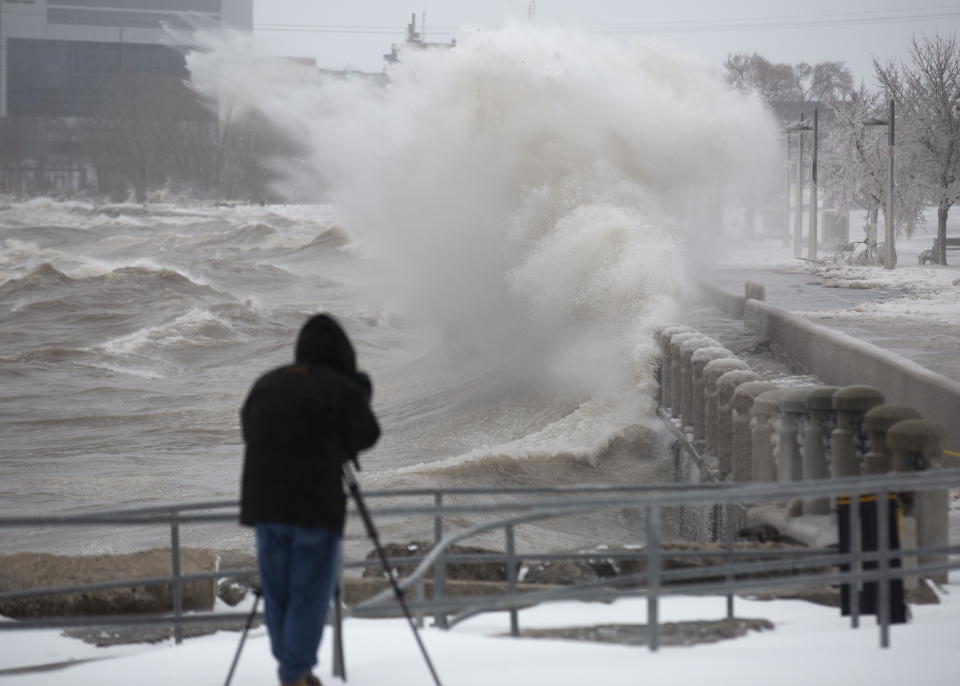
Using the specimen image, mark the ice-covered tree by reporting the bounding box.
[822,87,926,244]
[875,33,960,265]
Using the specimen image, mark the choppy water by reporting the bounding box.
[0,200,668,555]
[1,26,778,555]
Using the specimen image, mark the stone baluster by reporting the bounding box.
[715,369,762,477]
[656,326,695,411]
[702,358,748,457]
[802,386,839,515]
[679,337,720,429]
[777,386,818,515]
[862,405,921,475]
[830,385,885,478]
[751,388,784,482]
[777,387,817,486]
[669,332,710,419]
[691,347,735,444]
[888,419,948,584]
[730,381,779,482]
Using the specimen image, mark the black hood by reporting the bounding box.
[294,314,356,374]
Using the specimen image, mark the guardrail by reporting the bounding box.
[2,468,959,678]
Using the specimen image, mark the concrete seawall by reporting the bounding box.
[697,281,960,454]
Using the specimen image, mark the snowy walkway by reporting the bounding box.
[2,584,960,685]
[699,226,960,382]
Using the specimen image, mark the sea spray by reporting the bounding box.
[184,24,779,476]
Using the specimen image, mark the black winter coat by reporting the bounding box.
[240,314,380,532]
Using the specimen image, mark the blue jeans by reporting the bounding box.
[255,523,341,684]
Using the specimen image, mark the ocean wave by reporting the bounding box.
[391,394,657,477]
[0,262,75,299]
[93,306,243,357]
[302,224,352,250]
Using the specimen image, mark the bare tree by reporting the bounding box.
[724,53,853,104]
[875,33,960,265]
[723,53,798,101]
[810,62,855,102]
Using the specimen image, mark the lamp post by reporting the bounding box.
[785,113,814,259]
[863,99,896,269]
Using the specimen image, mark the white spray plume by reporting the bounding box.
[187,25,778,395]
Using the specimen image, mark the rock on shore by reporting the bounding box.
[0,548,219,618]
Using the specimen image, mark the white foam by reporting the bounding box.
[93,307,237,357]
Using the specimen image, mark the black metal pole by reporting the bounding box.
[343,461,444,686]
[224,589,261,686]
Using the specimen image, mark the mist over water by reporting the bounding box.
[0,26,778,554]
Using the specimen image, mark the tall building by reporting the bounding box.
[0,0,253,118]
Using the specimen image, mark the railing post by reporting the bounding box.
[752,389,783,482]
[716,370,762,477]
[505,524,519,638]
[831,386,884,478]
[657,326,695,412]
[670,333,710,422]
[802,386,839,514]
[432,492,448,629]
[703,359,748,457]
[863,405,921,475]
[691,347,735,444]
[724,503,735,620]
[731,381,778,482]
[778,387,816,495]
[888,419,948,585]
[646,504,661,652]
[415,577,425,629]
[877,490,891,648]
[680,337,719,429]
[848,489,862,629]
[170,509,183,645]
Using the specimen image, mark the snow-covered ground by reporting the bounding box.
[702,208,960,325]
[2,583,959,685]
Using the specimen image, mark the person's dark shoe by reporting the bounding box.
[305,675,323,686]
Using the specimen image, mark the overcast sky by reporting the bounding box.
[252,0,960,85]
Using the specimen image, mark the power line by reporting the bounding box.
[254,5,960,37]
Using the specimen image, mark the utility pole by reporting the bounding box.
[884,99,895,269]
[808,107,819,260]
[794,112,805,258]
[784,136,792,247]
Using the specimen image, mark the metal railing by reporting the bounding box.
[1,468,958,665]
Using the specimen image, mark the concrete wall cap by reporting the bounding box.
[716,369,762,393]
[754,389,784,416]
[656,325,696,346]
[680,337,721,355]
[703,358,749,385]
[805,386,840,411]
[863,404,922,432]
[732,381,779,412]
[691,347,733,366]
[887,419,944,453]
[733,380,780,400]
[832,385,885,412]
[779,385,820,413]
[669,333,712,356]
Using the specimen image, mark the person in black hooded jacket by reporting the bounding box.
[241,313,379,686]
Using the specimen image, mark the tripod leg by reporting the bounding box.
[224,589,261,686]
[343,464,444,686]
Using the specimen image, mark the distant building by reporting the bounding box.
[0,0,253,118]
